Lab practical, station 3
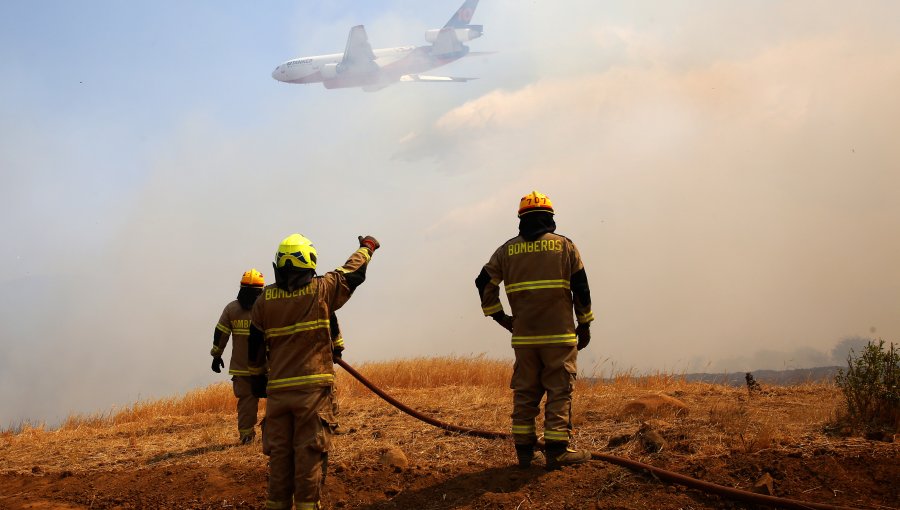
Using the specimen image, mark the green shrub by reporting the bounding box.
[834,339,899,434]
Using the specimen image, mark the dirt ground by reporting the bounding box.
[1,379,898,509]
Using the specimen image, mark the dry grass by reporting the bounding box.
[0,357,851,477]
[335,355,512,397]
[59,382,237,430]
[5,356,511,434]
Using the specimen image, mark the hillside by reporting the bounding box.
[1,357,897,509]
[680,366,843,386]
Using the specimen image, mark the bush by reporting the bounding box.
[834,339,899,434]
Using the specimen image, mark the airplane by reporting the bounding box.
[271,0,485,92]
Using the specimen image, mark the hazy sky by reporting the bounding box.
[2,1,899,427]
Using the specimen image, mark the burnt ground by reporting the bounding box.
[1,434,897,509]
[1,380,898,509]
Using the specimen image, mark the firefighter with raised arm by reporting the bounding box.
[210,268,266,444]
[247,233,379,510]
[475,191,594,470]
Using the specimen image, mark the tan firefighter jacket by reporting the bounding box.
[249,248,371,393]
[212,301,266,376]
[479,233,594,348]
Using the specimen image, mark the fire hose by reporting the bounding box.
[336,358,860,510]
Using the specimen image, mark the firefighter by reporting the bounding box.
[475,191,594,470]
[211,268,266,444]
[247,233,378,510]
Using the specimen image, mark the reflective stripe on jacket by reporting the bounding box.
[479,233,592,348]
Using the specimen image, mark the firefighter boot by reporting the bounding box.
[545,441,591,471]
[515,444,535,468]
[514,444,545,469]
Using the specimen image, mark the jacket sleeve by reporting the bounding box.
[476,247,505,316]
[211,306,232,357]
[323,247,373,312]
[330,313,344,350]
[568,241,594,325]
[247,300,267,374]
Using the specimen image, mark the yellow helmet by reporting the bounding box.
[518,190,554,217]
[275,234,317,269]
[240,268,265,287]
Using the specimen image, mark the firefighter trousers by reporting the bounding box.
[233,376,260,441]
[510,346,577,445]
[264,386,336,510]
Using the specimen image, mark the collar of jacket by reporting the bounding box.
[273,265,315,292]
[518,211,557,241]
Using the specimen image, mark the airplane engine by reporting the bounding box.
[320,63,345,79]
[425,25,482,43]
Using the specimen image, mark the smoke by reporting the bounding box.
[3,1,900,426]
[393,23,900,374]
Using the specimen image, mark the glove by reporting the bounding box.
[332,345,344,359]
[250,375,268,399]
[211,356,224,373]
[358,235,380,254]
[576,323,591,351]
[491,312,514,333]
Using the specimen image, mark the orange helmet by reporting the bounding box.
[240,268,265,287]
[518,190,554,217]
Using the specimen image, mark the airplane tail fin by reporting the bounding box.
[427,0,482,54]
[444,0,480,28]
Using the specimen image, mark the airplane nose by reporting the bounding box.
[272,66,283,81]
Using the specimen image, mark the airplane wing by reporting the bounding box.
[341,25,377,68]
[400,74,478,83]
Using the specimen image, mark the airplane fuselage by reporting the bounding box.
[272,0,482,91]
[272,45,469,90]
